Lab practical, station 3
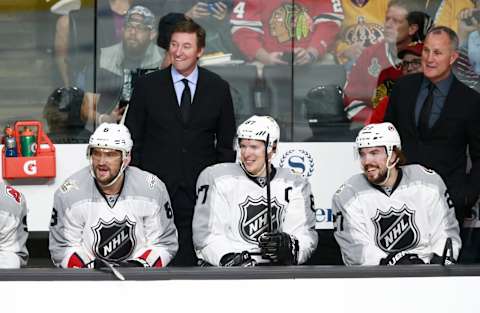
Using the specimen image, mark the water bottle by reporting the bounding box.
[4,126,17,157]
[20,127,36,157]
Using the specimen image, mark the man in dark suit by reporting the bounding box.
[385,26,480,224]
[125,19,236,266]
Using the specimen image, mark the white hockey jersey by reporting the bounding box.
[49,166,178,268]
[0,183,28,268]
[332,164,461,265]
[192,163,317,266]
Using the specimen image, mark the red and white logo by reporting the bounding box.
[6,186,21,203]
[23,160,37,175]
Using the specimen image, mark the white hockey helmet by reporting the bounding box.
[236,115,280,152]
[87,123,133,160]
[355,122,401,157]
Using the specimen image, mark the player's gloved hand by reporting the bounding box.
[379,251,425,265]
[430,254,457,265]
[258,232,299,265]
[219,251,256,267]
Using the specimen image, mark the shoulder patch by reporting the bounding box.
[146,174,159,190]
[5,185,21,204]
[60,179,79,193]
[335,184,345,195]
[420,166,436,175]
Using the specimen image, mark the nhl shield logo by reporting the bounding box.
[92,217,136,262]
[239,196,285,244]
[372,205,420,253]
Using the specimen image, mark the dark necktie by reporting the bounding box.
[180,78,191,123]
[418,82,435,138]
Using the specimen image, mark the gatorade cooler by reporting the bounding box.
[2,120,56,179]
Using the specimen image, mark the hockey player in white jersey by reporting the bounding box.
[192,115,317,266]
[49,123,178,268]
[0,183,28,268]
[333,122,461,265]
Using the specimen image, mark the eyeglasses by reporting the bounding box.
[124,22,151,33]
[401,59,421,68]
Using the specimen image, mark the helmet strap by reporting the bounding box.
[89,155,129,189]
[377,152,399,186]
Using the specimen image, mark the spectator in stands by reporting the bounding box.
[343,0,423,124]
[336,0,388,70]
[367,42,423,124]
[0,184,28,268]
[230,0,343,65]
[385,26,480,224]
[420,0,473,34]
[160,1,241,59]
[80,5,165,130]
[53,0,134,87]
[458,1,480,75]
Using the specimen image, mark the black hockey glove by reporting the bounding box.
[258,232,299,265]
[219,251,256,267]
[379,251,425,266]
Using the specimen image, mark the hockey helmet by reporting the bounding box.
[87,123,133,160]
[355,122,401,157]
[237,115,280,152]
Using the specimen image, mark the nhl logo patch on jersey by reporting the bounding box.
[239,196,285,244]
[92,217,136,262]
[372,205,420,253]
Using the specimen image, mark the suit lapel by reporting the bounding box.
[429,75,458,134]
[407,74,423,135]
[164,66,183,122]
[189,67,205,123]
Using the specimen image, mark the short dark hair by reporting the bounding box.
[426,25,459,50]
[170,19,206,49]
[393,146,407,167]
[157,12,188,49]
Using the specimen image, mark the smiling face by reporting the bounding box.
[359,146,391,185]
[239,139,273,177]
[422,31,459,83]
[169,32,204,76]
[91,148,124,185]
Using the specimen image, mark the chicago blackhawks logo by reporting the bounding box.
[92,217,136,262]
[372,205,420,253]
[239,196,285,244]
[269,3,313,43]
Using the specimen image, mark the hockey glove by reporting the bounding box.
[258,232,299,265]
[380,251,425,266]
[219,251,256,267]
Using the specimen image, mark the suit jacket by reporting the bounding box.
[125,66,236,200]
[385,72,480,221]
